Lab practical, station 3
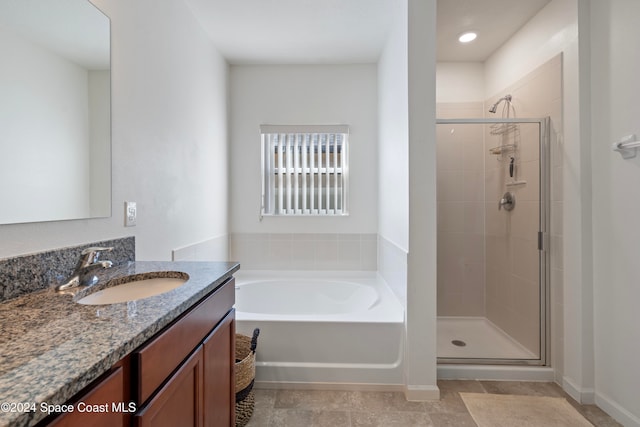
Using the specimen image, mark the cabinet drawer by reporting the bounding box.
[136,278,234,404]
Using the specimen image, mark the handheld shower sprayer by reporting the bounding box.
[489,94,512,114]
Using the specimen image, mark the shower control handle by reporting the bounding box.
[499,192,515,211]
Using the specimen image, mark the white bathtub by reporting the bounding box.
[234,270,404,388]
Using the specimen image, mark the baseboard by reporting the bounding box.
[404,385,440,401]
[254,381,404,392]
[595,391,640,427]
[562,376,595,404]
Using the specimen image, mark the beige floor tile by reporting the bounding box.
[244,405,272,427]
[351,410,433,427]
[274,389,353,411]
[269,409,350,427]
[253,389,278,409]
[349,391,426,412]
[428,412,478,427]
[437,379,486,393]
[423,390,470,414]
[568,403,624,427]
[249,382,622,427]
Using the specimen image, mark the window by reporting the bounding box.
[260,124,349,216]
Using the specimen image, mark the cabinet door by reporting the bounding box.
[48,365,126,427]
[203,310,235,427]
[135,346,204,427]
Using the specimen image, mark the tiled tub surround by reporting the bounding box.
[230,233,377,271]
[0,260,239,427]
[0,237,135,302]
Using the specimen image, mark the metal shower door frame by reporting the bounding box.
[435,117,551,366]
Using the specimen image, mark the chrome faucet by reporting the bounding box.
[56,246,114,291]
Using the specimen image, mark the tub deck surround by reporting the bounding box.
[0,260,239,427]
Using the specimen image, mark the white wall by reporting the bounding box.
[377,0,438,399]
[590,1,640,425]
[229,64,378,234]
[378,4,408,253]
[0,25,90,223]
[0,0,229,261]
[406,0,439,400]
[377,0,409,305]
[435,62,485,104]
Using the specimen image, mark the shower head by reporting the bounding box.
[489,94,512,114]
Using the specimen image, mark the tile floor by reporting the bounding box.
[244,381,622,427]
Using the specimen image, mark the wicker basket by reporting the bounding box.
[235,328,259,427]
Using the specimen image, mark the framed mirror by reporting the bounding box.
[0,0,110,224]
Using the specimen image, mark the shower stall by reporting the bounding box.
[436,116,550,366]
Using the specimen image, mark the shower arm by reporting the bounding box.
[489,94,513,114]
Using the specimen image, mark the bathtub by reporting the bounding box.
[234,270,404,388]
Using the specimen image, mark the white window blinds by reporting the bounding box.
[261,125,349,216]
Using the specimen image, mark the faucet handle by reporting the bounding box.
[81,246,113,255]
[80,246,114,265]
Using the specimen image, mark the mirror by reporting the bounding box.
[0,0,110,224]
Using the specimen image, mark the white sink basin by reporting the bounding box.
[77,277,188,305]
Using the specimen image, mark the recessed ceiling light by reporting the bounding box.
[458,32,477,43]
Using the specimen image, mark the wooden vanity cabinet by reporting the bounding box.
[133,278,235,427]
[43,276,235,427]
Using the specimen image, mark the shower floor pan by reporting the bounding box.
[438,316,536,360]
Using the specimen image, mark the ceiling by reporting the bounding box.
[183,0,395,64]
[184,0,551,64]
[437,0,551,62]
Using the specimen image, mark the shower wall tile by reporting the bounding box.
[463,134,486,171]
[463,203,485,234]
[483,54,562,358]
[510,201,540,241]
[437,170,465,202]
[437,103,486,317]
[229,232,377,271]
[463,171,485,201]
[438,202,465,233]
[437,102,484,119]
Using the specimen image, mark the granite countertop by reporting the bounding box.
[0,261,240,427]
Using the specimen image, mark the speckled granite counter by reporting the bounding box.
[0,261,239,427]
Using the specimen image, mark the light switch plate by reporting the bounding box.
[125,201,137,227]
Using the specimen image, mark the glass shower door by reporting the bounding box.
[436,118,549,365]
